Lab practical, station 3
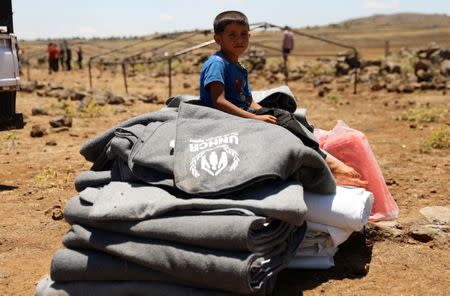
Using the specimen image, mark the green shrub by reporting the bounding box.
[398,107,448,123]
[420,128,450,152]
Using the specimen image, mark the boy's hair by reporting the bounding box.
[213,11,249,34]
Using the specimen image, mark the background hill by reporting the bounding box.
[21,13,450,65]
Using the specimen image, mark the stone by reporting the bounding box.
[107,95,125,105]
[51,127,69,133]
[31,107,48,116]
[420,206,450,225]
[49,115,72,128]
[384,61,402,74]
[139,93,158,104]
[318,86,332,97]
[440,60,450,76]
[365,221,404,241]
[93,96,107,106]
[45,140,57,146]
[30,125,47,137]
[70,91,88,101]
[20,81,36,93]
[182,82,191,89]
[408,224,448,243]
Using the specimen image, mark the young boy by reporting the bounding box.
[200,11,367,187]
[199,11,276,124]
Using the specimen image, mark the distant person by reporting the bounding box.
[64,40,72,71]
[77,47,83,69]
[48,43,60,73]
[199,11,366,188]
[59,43,66,70]
[16,44,24,75]
[282,26,294,62]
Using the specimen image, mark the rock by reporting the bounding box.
[386,83,399,92]
[70,91,88,101]
[30,125,47,137]
[420,82,436,90]
[35,81,46,90]
[182,82,191,89]
[31,106,49,116]
[416,70,434,82]
[59,89,74,100]
[107,95,125,105]
[49,115,72,128]
[414,59,432,73]
[114,107,127,115]
[313,78,324,87]
[139,93,158,104]
[20,81,36,93]
[51,127,69,133]
[93,96,107,106]
[45,205,64,220]
[408,224,448,243]
[441,60,450,76]
[384,61,402,74]
[365,221,404,241]
[47,84,64,91]
[335,61,350,76]
[318,86,332,97]
[397,84,414,93]
[45,140,57,146]
[36,90,46,97]
[370,81,385,91]
[439,49,450,59]
[420,206,450,225]
[52,208,64,220]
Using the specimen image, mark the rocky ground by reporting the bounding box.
[1,47,449,295]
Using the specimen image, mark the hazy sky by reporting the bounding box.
[11,0,450,40]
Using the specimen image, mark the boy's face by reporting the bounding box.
[214,23,250,61]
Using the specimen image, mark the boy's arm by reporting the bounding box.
[209,82,276,124]
[247,96,262,110]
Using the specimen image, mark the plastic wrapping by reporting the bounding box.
[314,121,399,221]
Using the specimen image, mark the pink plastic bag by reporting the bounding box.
[318,121,399,221]
[313,128,330,149]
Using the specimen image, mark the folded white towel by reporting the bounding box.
[304,186,374,231]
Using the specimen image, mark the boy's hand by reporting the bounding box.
[253,114,277,124]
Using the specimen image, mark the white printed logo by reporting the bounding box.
[189,133,240,177]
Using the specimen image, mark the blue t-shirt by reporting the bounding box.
[199,51,252,109]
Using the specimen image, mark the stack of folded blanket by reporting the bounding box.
[36,86,372,295]
[289,186,373,269]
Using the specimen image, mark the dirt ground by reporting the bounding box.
[0,66,449,295]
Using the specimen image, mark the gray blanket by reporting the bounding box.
[77,87,334,196]
[79,108,178,170]
[65,196,295,253]
[36,276,239,296]
[173,103,335,195]
[61,223,305,294]
[77,180,306,226]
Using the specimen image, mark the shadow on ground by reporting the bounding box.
[274,231,373,295]
[0,184,18,191]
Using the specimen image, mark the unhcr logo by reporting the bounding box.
[189,133,239,152]
[189,133,240,177]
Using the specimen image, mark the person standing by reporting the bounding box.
[48,43,60,73]
[77,47,83,70]
[282,26,294,62]
[64,41,72,71]
[59,42,65,70]
[281,26,294,83]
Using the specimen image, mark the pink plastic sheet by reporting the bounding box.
[314,121,399,221]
